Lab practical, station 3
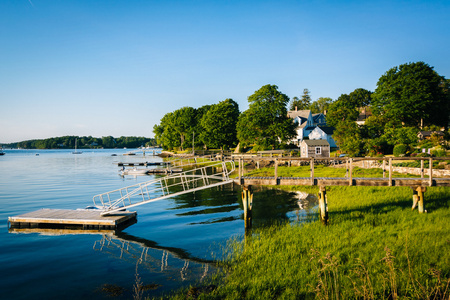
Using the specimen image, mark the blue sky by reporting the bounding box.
[1,0,449,143]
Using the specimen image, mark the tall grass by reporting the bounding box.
[166,185,450,299]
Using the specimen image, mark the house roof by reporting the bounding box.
[317,126,335,135]
[302,139,330,146]
[312,113,324,120]
[287,110,311,119]
[418,131,444,137]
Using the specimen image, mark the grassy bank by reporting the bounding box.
[164,169,449,299]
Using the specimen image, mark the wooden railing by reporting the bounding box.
[232,156,450,188]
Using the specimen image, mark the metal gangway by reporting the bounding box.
[93,161,235,215]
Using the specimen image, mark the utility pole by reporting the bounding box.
[192,131,195,156]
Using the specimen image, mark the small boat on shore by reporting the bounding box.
[119,167,183,176]
[120,168,150,176]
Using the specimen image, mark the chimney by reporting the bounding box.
[295,106,298,111]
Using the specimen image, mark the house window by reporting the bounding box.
[315,147,321,155]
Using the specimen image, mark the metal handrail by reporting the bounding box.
[93,161,236,215]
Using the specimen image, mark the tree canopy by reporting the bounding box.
[237,84,296,149]
[200,99,240,149]
[372,61,449,128]
[289,88,311,111]
[309,97,333,114]
[13,136,155,149]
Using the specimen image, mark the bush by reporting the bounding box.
[393,144,408,157]
[432,149,447,157]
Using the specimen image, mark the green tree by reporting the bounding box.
[372,61,449,128]
[153,112,180,150]
[193,105,213,148]
[333,120,361,156]
[326,94,359,127]
[172,107,196,150]
[289,89,312,111]
[102,136,116,148]
[200,99,240,149]
[237,84,296,149]
[309,97,333,114]
[327,90,372,155]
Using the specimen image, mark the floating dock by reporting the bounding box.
[8,209,137,230]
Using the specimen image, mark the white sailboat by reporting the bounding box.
[72,138,83,154]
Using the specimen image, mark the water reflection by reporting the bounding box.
[6,183,318,299]
[93,232,215,283]
[169,185,318,229]
[9,228,217,298]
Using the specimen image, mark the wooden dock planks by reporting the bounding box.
[8,208,137,229]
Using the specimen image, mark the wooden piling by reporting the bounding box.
[429,158,433,186]
[239,157,242,183]
[416,186,426,213]
[412,188,419,211]
[242,186,253,230]
[318,186,328,224]
[420,159,424,178]
[310,158,314,185]
[349,158,353,186]
[389,158,393,186]
[274,158,278,183]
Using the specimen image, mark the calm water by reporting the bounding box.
[0,149,317,299]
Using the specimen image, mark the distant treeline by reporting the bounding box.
[4,136,157,149]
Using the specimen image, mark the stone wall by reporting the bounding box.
[391,166,450,177]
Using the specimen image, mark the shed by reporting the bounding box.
[300,139,330,158]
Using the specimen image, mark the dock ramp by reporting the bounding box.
[93,161,236,215]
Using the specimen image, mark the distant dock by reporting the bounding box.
[118,162,168,167]
[8,209,136,230]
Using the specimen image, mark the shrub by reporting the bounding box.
[432,149,446,157]
[393,144,408,157]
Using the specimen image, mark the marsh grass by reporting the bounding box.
[164,184,449,299]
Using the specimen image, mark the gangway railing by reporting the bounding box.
[93,161,235,215]
[163,155,226,168]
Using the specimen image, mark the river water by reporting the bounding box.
[0,149,317,299]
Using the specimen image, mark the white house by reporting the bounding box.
[308,126,337,147]
[287,108,335,147]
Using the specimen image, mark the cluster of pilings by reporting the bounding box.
[239,184,429,228]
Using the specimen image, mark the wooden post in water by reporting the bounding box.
[318,186,328,225]
[242,186,253,230]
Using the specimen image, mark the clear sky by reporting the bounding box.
[1,0,449,143]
